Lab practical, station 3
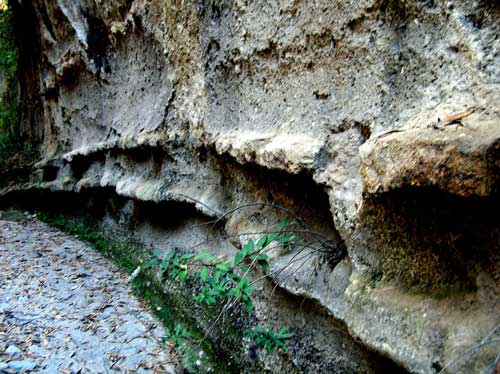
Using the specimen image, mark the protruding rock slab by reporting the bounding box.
[360,120,500,197]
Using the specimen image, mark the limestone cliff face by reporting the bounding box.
[6,0,500,372]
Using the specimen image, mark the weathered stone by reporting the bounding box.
[360,120,500,197]
[3,0,499,372]
[6,360,37,371]
[4,345,22,358]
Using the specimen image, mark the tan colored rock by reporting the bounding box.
[360,120,499,197]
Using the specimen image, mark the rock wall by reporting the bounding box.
[4,0,500,372]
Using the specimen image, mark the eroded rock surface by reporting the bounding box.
[360,120,499,197]
[2,0,499,372]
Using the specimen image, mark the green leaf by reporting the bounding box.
[244,283,254,295]
[244,298,254,311]
[215,261,231,272]
[243,329,253,339]
[208,296,216,304]
[256,235,268,249]
[160,259,171,272]
[267,231,280,244]
[277,234,295,244]
[208,288,220,297]
[199,266,209,281]
[143,258,159,270]
[234,249,246,266]
[179,269,187,282]
[228,272,242,282]
[180,253,195,261]
[260,261,270,272]
[213,269,221,281]
[243,239,254,254]
[240,265,250,273]
[205,255,220,264]
[153,248,162,258]
[174,324,182,335]
[170,268,180,278]
[161,258,175,275]
[228,288,241,299]
[277,327,294,339]
[277,219,288,233]
[234,279,254,298]
[245,325,292,353]
[250,253,268,262]
[276,341,287,351]
[194,252,210,261]
[264,341,273,353]
[165,250,176,260]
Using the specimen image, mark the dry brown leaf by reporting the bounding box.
[440,108,475,124]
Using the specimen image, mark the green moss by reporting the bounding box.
[360,195,478,297]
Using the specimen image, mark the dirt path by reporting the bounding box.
[0,216,177,373]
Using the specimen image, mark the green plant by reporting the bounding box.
[164,323,191,347]
[0,5,16,72]
[144,220,294,310]
[244,326,295,353]
[142,220,296,353]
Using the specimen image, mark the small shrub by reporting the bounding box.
[164,323,191,347]
[244,326,295,353]
[145,220,296,354]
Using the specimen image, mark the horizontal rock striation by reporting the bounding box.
[3,0,499,372]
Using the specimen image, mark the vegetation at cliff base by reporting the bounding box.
[142,219,296,355]
[0,0,18,159]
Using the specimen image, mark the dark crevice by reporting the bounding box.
[70,156,94,180]
[82,10,111,78]
[268,284,407,374]
[486,137,500,195]
[117,0,134,20]
[39,3,56,41]
[213,151,348,269]
[123,146,155,164]
[10,0,44,146]
[42,165,59,182]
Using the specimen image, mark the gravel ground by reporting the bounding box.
[0,216,178,373]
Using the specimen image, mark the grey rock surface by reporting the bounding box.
[0,218,177,373]
[2,0,499,372]
[5,360,37,372]
[4,346,22,359]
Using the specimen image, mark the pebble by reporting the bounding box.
[6,360,37,371]
[0,217,178,373]
[4,345,22,358]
